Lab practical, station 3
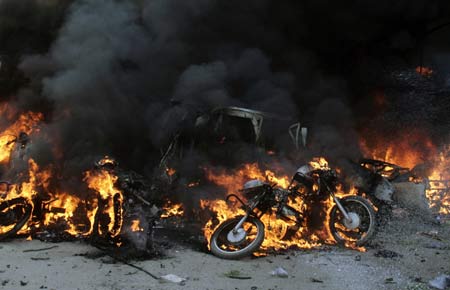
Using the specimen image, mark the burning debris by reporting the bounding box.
[0,106,164,254]
[359,139,450,217]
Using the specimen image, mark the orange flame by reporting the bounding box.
[160,202,184,218]
[130,219,143,232]
[360,133,449,215]
[0,111,43,163]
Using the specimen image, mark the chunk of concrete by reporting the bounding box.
[428,274,450,290]
[392,182,431,214]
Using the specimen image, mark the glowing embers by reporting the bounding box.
[415,66,433,77]
[160,201,184,218]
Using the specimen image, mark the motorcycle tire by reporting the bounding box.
[329,195,376,246]
[0,197,32,241]
[93,193,123,240]
[210,216,265,259]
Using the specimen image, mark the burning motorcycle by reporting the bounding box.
[209,165,376,259]
[0,181,32,240]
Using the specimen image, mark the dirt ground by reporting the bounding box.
[0,208,449,290]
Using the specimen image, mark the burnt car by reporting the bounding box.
[153,105,308,221]
[159,106,307,173]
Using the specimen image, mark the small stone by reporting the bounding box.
[160,274,186,284]
[20,281,28,286]
[270,267,288,278]
[428,274,450,290]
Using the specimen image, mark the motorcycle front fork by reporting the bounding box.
[332,194,352,222]
[232,213,249,234]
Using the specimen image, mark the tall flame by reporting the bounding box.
[83,166,123,238]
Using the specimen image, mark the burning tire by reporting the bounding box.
[210,216,264,259]
[0,197,32,240]
[329,195,376,246]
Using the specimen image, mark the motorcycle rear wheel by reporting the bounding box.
[0,197,32,240]
[329,195,376,246]
[210,216,265,259]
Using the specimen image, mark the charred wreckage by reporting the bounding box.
[0,104,448,258]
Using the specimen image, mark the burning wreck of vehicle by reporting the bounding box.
[1,91,450,259]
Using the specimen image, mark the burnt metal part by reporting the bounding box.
[359,159,413,182]
[353,158,420,203]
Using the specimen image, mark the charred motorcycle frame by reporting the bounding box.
[209,167,376,259]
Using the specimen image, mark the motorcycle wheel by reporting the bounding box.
[93,193,123,240]
[210,216,265,259]
[0,197,32,240]
[329,195,376,246]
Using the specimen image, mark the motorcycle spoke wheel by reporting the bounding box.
[0,198,32,239]
[210,216,265,259]
[329,196,376,246]
[215,221,258,251]
[262,215,288,241]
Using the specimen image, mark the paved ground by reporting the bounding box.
[0,209,448,290]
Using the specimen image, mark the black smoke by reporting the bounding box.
[1,0,450,180]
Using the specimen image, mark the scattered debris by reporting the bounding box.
[93,245,158,279]
[428,274,450,290]
[374,249,402,258]
[1,280,9,286]
[124,271,138,276]
[31,257,50,261]
[223,270,252,280]
[160,274,187,284]
[270,267,288,278]
[384,277,396,284]
[23,245,59,253]
[424,242,449,250]
[419,230,442,241]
